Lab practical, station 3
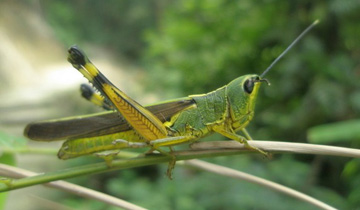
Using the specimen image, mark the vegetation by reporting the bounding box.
[1,0,360,209]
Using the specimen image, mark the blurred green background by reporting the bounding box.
[0,0,359,209]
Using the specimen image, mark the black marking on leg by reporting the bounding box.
[80,84,94,100]
[68,46,86,66]
[80,84,113,110]
[92,72,116,87]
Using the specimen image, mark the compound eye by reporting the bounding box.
[244,79,254,94]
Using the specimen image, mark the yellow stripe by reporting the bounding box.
[102,83,167,140]
[79,67,94,82]
[84,63,100,78]
[73,53,168,141]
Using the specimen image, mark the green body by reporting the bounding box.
[24,21,317,176]
[26,73,263,159]
[170,75,259,137]
[64,74,261,158]
[24,46,272,161]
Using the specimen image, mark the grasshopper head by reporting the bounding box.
[226,74,269,125]
[225,20,319,126]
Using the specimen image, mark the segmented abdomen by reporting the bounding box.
[57,130,143,159]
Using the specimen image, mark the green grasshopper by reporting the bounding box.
[24,20,318,177]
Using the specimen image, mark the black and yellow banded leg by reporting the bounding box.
[67,46,168,142]
[68,46,178,178]
[80,83,113,110]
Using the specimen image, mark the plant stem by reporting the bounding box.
[1,140,360,192]
[0,149,242,192]
[184,159,336,210]
[0,164,147,210]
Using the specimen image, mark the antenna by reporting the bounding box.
[260,20,319,78]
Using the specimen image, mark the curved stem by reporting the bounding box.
[184,159,336,210]
[0,164,147,210]
[190,140,360,158]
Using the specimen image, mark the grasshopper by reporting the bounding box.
[24,20,318,177]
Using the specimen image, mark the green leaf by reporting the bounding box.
[0,131,26,209]
[0,190,7,210]
[0,131,25,164]
[0,147,17,210]
[307,120,360,144]
[0,131,27,152]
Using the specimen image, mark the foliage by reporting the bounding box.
[308,119,360,144]
[41,0,162,59]
[143,0,360,208]
[0,132,26,210]
[6,0,360,209]
[61,156,347,210]
[144,0,360,140]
